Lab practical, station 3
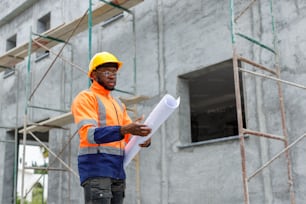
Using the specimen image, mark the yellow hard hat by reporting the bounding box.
[88,52,123,77]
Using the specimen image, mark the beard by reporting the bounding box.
[96,77,115,91]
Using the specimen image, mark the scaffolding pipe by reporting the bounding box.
[239,68,306,90]
[88,0,92,87]
[238,55,277,75]
[230,1,250,203]
[236,32,276,54]
[230,0,236,44]
[0,139,15,143]
[28,105,69,113]
[0,126,16,129]
[68,128,72,204]
[21,26,33,204]
[25,166,67,171]
[32,39,86,74]
[28,131,78,177]
[100,0,133,14]
[242,128,285,141]
[13,68,20,204]
[233,49,250,204]
[234,0,257,22]
[132,11,137,94]
[248,133,306,181]
[23,175,45,199]
[270,1,295,202]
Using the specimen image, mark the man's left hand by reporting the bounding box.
[139,138,151,148]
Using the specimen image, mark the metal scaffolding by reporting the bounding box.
[230,0,306,204]
[0,0,143,203]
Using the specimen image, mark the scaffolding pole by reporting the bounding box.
[230,0,306,203]
[20,26,33,204]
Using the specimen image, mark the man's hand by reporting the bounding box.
[120,116,152,136]
[139,138,151,148]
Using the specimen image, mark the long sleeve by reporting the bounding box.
[94,126,123,143]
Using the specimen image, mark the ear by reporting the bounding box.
[90,71,97,80]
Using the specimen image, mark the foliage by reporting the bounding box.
[16,182,46,204]
[32,162,48,174]
[16,196,29,204]
[40,146,49,159]
[31,183,46,204]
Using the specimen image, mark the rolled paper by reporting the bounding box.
[124,94,180,167]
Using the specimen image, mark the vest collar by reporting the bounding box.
[90,80,111,96]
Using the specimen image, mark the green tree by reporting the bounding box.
[31,182,46,204]
[16,196,29,204]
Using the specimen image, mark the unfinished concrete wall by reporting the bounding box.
[275,2,306,203]
[0,0,306,204]
[0,130,15,204]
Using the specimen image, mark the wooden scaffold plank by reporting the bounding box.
[19,112,73,133]
[0,0,143,70]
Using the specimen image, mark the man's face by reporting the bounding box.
[92,66,118,90]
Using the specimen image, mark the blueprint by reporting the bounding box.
[124,94,180,167]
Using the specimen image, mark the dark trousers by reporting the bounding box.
[82,177,125,204]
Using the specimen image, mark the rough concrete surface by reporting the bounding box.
[0,0,306,203]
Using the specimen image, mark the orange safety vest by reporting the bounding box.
[71,81,132,184]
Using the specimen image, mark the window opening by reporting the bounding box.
[181,60,245,143]
[6,34,17,51]
[36,13,51,61]
[4,34,17,77]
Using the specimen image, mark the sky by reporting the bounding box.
[18,145,48,167]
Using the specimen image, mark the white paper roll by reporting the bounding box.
[124,94,180,167]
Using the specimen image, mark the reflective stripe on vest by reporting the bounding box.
[96,95,107,127]
[78,145,123,156]
[77,119,98,144]
[77,119,97,130]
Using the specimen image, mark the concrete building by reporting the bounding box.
[0,0,306,204]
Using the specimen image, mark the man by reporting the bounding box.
[71,51,152,204]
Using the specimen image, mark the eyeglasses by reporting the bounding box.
[96,70,117,77]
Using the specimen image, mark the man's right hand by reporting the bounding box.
[120,116,152,136]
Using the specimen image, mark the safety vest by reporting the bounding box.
[71,81,132,184]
